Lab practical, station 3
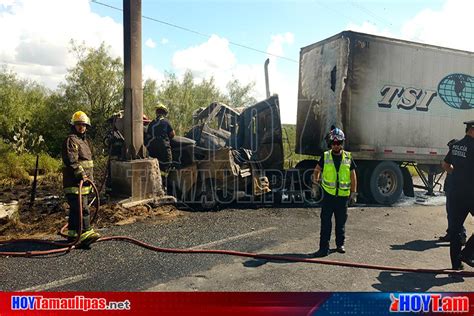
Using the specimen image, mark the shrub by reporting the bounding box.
[0,140,61,185]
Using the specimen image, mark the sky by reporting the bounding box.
[0,0,472,124]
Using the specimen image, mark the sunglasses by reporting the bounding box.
[331,141,343,146]
[75,123,88,127]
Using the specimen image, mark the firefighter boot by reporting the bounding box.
[77,229,100,248]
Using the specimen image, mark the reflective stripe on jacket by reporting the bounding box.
[64,186,93,195]
[321,150,352,197]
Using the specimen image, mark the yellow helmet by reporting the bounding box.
[70,111,91,126]
[155,102,168,114]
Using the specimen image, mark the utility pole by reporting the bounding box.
[123,0,145,159]
[110,0,173,204]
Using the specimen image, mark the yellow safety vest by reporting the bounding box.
[321,150,352,197]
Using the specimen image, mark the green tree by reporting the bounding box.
[0,67,49,141]
[59,41,123,150]
[149,71,257,135]
[155,71,222,135]
[143,78,160,119]
[31,92,75,155]
[224,77,257,108]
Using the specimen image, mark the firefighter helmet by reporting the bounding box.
[329,128,345,142]
[70,111,91,126]
[155,102,169,114]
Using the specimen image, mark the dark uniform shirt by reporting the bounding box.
[444,135,474,198]
[146,118,173,144]
[62,130,94,191]
[145,117,174,167]
[318,150,357,171]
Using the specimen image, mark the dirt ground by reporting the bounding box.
[0,179,183,241]
[0,173,446,241]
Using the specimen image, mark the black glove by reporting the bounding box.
[311,182,322,201]
[349,192,358,206]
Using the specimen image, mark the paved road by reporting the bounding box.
[1,204,473,291]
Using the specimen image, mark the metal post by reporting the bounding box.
[427,166,436,196]
[123,0,145,160]
[264,58,270,98]
[29,154,39,208]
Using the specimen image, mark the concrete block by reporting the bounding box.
[110,158,164,201]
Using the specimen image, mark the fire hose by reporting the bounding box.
[0,179,99,257]
[1,180,473,277]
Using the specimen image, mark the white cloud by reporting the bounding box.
[267,32,294,62]
[171,32,297,123]
[143,64,164,83]
[145,38,156,48]
[161,38,169,45]
[172,34,236,75]
[0,0,14,7]
[0,0,122,88]
[347,0,474,51]
[401,0,474,51]
[346,21,394,38]
[265,32,297,124]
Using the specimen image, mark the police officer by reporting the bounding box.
[312,128,357,257]
[439,138,467,244]
[145,103,175,188]
[442,120,474,270]
[62,111,100,246]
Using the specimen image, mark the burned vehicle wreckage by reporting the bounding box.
[107,95,312,210]
[169,95,286,210]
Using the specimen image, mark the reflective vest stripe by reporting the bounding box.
[322,179,336,187]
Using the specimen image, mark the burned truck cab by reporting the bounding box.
[167,95,285,210]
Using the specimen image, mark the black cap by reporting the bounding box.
[464,120,474,128]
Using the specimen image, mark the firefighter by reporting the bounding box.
[145,103,175,189]
[442,120,474,270]
[312,128,357,257]
[62,111,100,246]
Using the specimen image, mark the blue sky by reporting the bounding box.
[0,0,469,123]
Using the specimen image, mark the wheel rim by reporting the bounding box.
[377,169,398,196]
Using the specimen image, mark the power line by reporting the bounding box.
[91,0,298,63]
[346,0,394,28]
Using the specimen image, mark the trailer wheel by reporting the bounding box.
[357,163,375,203]
[369,161,403,205]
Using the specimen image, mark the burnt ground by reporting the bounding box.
[0,179,182,241]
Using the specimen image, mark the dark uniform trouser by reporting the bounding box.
[150,138,172,173]
[449,195,474,268]
[319,192,349,251]
[446,190,466,237]
[159,145,172,173]
[66,193,91,233]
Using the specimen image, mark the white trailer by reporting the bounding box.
[296,31,474,204]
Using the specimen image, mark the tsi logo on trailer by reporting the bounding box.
[377,85,437,111]
[389,293,469,313]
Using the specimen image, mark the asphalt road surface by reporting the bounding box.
[1,203,473,292]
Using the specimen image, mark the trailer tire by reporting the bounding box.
[355,162,375,203]
[369,161,403,205]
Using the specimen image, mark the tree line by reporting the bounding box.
[0,42,257,158]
